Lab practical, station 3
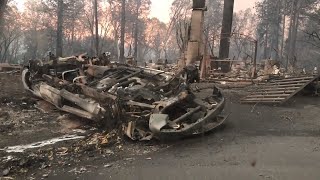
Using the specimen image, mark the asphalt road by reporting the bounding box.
[48,95,320,180]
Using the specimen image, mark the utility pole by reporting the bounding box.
[219,0,234,72]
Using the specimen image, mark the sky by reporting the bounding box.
[15,0,23,10]
[14,0,258,23]
[150,0,258,23]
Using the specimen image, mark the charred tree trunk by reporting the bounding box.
[263,24,269,59]
[119,0,126,63]
[270,0,281,60]
[280,0,286,62]
[90,4,95,56]
[287,2,294,69]
[219,0,234,72]
[32,29,38,59]
[291,1,300,67]
[71,17,75,55]
[0,0,8,36]
[113,24,119,59]
[56,0,64,57]
[94,0,99,56]
[133,0,141,62]
[133,24,138,60]
[0,0,7,62]
[288,0,300,69]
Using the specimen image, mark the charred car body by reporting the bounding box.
[22,57,226,140]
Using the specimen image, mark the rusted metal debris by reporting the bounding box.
[21,55,226,140]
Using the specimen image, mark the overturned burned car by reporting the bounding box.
[22,56,226,140]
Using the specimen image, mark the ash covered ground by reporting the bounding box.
[1,74,320,180]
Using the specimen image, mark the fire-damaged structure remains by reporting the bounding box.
[21,56,226,140]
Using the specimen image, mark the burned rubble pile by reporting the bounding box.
[21,54,226,141]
